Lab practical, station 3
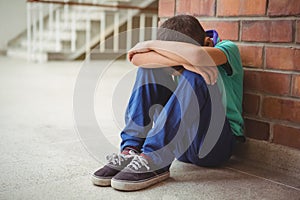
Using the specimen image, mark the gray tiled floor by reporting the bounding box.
[0,57,299,200]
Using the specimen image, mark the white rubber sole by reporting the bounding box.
[111,172,170,191]
[91,175,111,186]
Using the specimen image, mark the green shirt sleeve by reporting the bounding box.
[215,40,245,138]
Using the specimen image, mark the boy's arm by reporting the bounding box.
[131,51,218,84]
[131,51,179,68]
[128,40,227,67]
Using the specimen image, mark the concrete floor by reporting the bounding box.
[0,56,299,200]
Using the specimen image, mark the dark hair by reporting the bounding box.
[157,15,206,46]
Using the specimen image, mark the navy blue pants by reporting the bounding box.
[120,68,236,168]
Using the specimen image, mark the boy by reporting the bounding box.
[92,15,244,191]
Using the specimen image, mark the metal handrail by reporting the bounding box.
[27,0,158,11]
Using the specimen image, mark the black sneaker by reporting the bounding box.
[91,149,138,186]
[111,154,170,191]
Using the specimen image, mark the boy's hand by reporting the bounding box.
[183,64,218,85]
[128,41,152,61]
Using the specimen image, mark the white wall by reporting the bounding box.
[0,0,27,51]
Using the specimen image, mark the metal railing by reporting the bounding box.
[26,0,158,62]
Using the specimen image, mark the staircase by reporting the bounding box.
[7,0,158,62]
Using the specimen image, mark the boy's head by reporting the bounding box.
[157,15,208,46]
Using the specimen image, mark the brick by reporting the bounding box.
[244,118,270,140]
[243,93,260,116]
[266,47,300,71]
[292,75,300,97]
[244,71,291,95]
[176,0,191,14]
[217,0,239,16]
[262,97,300,123]
[238,45,263,68]
[176,0,215,16]
[241,20,293,43]
[158,0,175,17]
[297,21,300,44]
[200,21,239,41]
[217,0,266,16]
[268,0,300,16]
[191,0,215,16]
[273,124,300,150]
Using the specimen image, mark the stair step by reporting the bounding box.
[48,21,86,31]
[28,30,74,42]
[20,40,62,52]
[7,48,48,62]
[7,48,28,60]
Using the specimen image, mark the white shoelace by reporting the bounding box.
[127,155,150,171]
[106,150,136,166]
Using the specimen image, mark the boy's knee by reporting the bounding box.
[181,70,206,86]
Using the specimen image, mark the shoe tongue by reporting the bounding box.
[122,147,139,155]
[140,153,151,161]
[128,150,137,155]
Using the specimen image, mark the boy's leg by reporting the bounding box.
[111,70,215,191]
[176,83,236,167]
[92,68,176,186]
[141,69,213,168]
[120,68,177,151]
[177,117,236,167]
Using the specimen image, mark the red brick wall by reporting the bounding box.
[158,0,300,150]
